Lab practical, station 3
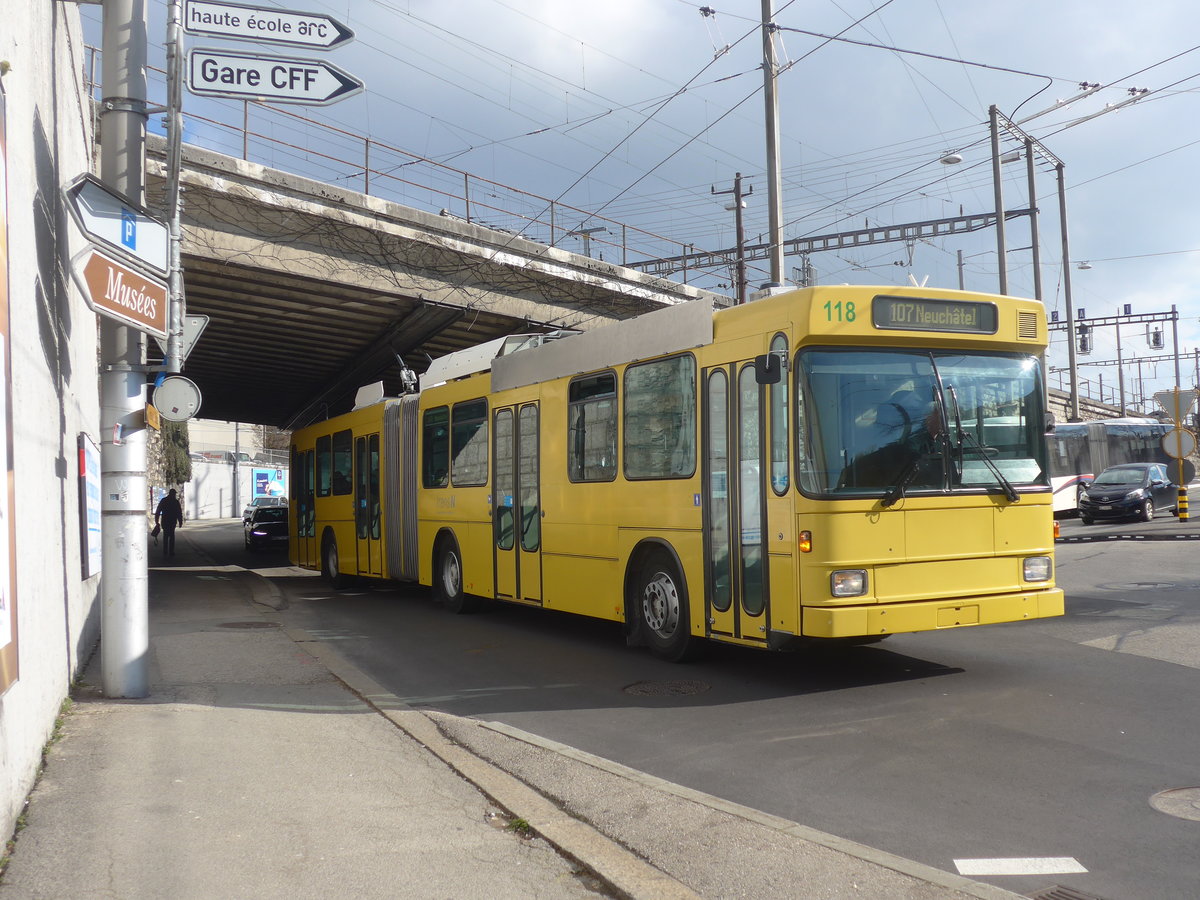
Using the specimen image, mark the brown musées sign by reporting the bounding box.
[73,247,168,339]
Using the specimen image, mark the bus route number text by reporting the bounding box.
[823,300,856,323]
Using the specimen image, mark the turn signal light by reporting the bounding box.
[1053,520,1060,539]
[798,530,812,553]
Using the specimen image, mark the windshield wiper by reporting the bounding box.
[880,454,923,507]
[946,385,1019,502]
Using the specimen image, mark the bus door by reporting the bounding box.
[492,403,542,604]
[294,448,318,568]
[353,434,383,577]
[702,363,769,644]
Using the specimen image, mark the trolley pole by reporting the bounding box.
[99,0,150,698]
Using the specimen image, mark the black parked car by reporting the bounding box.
[1078,462,1177,524]
[244,506,289,550]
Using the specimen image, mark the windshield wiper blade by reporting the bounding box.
[880,454,924,508]
[960,430,1019,501]
[945,384,1017,502]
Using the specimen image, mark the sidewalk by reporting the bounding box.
[0,524,1018,900]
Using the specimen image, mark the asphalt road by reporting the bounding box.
[220,520,1200,900]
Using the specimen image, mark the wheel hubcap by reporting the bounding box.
[328,544,338,577]
[642,571,679,637]
[443,553,461,595]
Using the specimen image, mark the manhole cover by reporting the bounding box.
[218,621,280,629]
[623,679,710,696]
[1149,786,1200,821]
[1101,582,1177,591]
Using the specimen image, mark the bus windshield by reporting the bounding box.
[797,348,1049,498]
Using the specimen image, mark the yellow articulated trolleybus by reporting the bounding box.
[290,284,1064,661]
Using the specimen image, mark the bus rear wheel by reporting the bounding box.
[435,539,477,614]
[634,550,698,662]
[322,535,346,588]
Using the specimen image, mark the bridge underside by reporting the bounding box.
[145,141,724,429]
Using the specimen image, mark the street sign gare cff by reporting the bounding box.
[183,0,355,50]
[188,48,363,105]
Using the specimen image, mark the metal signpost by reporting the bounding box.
[183,0,354,49]
[1154,388,1199,522]
[187,48,363,105]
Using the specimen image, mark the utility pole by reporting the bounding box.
[988,106,1008,295]
[1115,311,1126,415]
[761,0,785,286]
[100,0,150,698]
[712,173,751,303]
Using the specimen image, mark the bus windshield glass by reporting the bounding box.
[797,348,1049,497]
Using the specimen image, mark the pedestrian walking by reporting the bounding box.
[154,488,184,559]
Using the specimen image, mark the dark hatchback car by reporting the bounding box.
[244,506,289,550]
[1079,462,1177,524]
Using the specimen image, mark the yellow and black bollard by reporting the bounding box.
[1179,486,1190,522]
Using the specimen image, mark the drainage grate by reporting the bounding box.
[623,679,710,696]
[1149,786,1200,821]
[1028,886,1110,900]
[218,621,280,629]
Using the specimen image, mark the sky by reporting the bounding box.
[81,0,1200,414]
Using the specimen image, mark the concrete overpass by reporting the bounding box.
[144,137,727,429]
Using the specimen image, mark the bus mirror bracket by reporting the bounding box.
[754,352,783,385]
[1044,411,1056,434]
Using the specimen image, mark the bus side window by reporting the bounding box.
[423,406,450,488]
[315,434,332,497]
[331,429,352,495]
[568,373,617,482]
[623,355,696,479]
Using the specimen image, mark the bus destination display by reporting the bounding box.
[872,296,998,334]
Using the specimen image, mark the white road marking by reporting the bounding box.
[954,857,1088,876]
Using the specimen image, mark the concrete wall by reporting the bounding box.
[0,4,102,838]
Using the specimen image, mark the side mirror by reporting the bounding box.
[754,352,782,385]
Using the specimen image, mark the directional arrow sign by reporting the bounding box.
[183,0,354,50]
[188,48,363,105]
[64,174,169,276]
[71,247,169,339]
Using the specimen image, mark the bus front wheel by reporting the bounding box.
[634,550,698,662]
[435,539,477,614]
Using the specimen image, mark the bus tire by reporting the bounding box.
[322,533,347,589]
[435,538,477,614]
[633,549,698,663]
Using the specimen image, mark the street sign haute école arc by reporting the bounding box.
[183,0,355,50]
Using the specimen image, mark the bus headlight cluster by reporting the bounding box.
[1023,556,1052,582]
[830,569,868,597]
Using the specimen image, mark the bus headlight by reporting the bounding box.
[1023,556,1052,582]
[830,569,868,597]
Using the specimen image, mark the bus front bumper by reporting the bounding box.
[802,588,1065,638]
